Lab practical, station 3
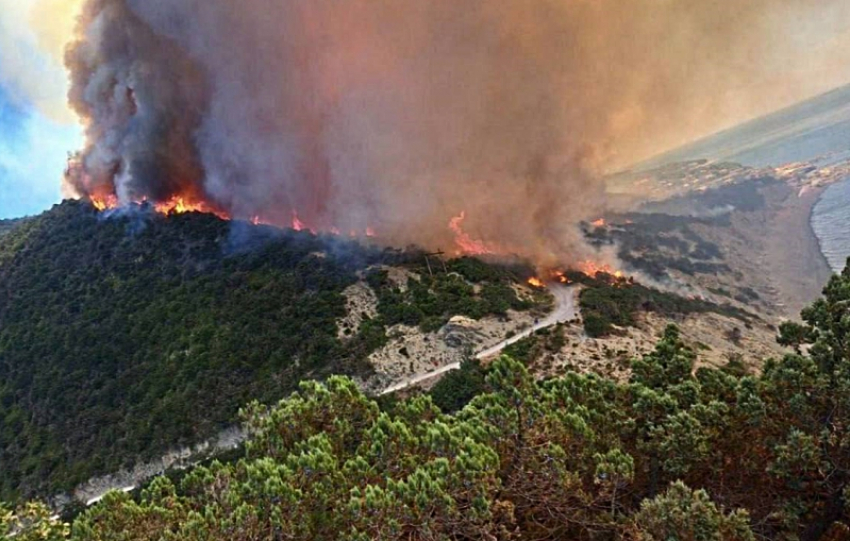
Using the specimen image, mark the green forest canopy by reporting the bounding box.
[7,261,850,540]
[0,202,536,500]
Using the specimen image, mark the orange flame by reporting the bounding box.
[528,277,545,288]
[90,194,118,212]
[591,218,606,227]
[577,260,624,279]
[550,270,572,284]
[153,196,227,219]
[449,212,498,255]
[86,193,381,238]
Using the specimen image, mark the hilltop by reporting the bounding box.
[0,194,789,504]
[0,201,546,500]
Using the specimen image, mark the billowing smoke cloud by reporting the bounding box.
[63,0,850,263]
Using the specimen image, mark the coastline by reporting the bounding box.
[764,183,834,318]
[810,177,850,274]
[810,186,836,273]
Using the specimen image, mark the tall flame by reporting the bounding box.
[449,212,498,255]
[291,211,306,232]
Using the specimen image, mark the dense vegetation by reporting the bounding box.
[0,202,530,500]
[0,218,20,238]
[366,259,537,334]
[10,264,850,539]
[0,202,370,499]
[572,271,753,338]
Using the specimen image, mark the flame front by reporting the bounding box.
[86,193,383,239]
[154,196,229,219]
[577,260,624,279]
[449,212,498,255]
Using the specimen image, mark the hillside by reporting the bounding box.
[0,218,20,238]
[9,268,850,539]
[0,201,540,500]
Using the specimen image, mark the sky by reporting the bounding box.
[0,82,81,219]
[0,0,849,220]
[0,0,82,220]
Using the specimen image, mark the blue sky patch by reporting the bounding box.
[0,81,82,219]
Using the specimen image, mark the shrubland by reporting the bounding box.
[8,261,850,539]
[0,202,532,500]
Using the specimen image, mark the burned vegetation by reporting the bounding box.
[570,271,754,338]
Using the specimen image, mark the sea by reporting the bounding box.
[813,178,850,272]
[640,83,850,273]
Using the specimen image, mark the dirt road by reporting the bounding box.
[379,284,579,395]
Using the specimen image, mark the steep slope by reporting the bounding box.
[0,218,20,237]
[0,202,374,498]
[13,272,850,540]
[0,201,542,500]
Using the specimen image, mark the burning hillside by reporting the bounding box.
[59,0,835,266]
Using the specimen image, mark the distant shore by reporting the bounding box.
[811,177,850,274]
[764,183,834,318]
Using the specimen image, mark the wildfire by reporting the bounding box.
[90,194,118,212]
[291,210,306,232]
[449,212,498,255]
[88,193,229,219]
[86,194,385,239]
[577,260,624,279]
[551,270,572,284]
[591,218,606,228]
[527,277,545,288]
[154,196,228,219]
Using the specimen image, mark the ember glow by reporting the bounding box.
[591,218,606,228]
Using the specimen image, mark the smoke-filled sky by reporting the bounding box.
[1,0,850,257]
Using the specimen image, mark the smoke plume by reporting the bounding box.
[63,0,850,263]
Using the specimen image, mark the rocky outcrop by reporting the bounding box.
[440,316,489,348]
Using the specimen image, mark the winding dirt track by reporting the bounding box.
[379,284,579,395]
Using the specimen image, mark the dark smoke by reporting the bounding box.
[64,0,837,264]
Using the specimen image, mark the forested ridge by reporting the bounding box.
[9,263,850,540]
[0,202,535,500]
[7,201,850,540]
